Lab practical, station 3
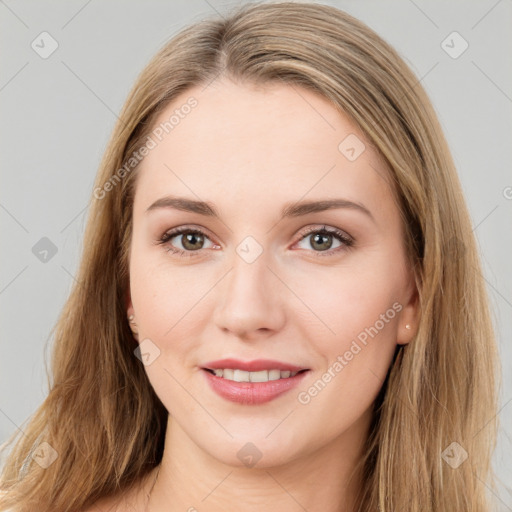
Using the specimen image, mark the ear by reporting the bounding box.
[397,276,420,346]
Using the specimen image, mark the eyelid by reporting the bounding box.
[295,225,353,244]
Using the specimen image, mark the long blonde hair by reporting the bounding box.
[0,2,500,511]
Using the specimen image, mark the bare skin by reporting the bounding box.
[86,78,418,512]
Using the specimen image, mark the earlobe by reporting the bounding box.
[397,318,417,345]
[397,287,420,345]
[397,322,415,345]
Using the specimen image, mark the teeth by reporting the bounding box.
[222,369,234,380]
[234,369,250,382]
[268,369,281,381]
[209,368,299,382]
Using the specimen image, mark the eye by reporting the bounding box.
[156,224,354,258]
[157,227,218,257]
[293,225,354,256]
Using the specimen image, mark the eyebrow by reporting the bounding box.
[145,195,374,222]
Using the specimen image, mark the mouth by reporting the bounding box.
[201,358,310,383]
[202,367,310,382]
[201,362,311,405]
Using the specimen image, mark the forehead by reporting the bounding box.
[133,79,394,220]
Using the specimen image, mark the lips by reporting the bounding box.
[202,358,308,373]
[202,367,309,405]
[200,358,310,405]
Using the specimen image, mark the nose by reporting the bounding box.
[212,250,286,340]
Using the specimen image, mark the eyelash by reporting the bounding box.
[156,225,354,258]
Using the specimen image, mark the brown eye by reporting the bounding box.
[158,227,217,257]
[179,231,205,251]
[295,226,354,256]
[309,232,335,251]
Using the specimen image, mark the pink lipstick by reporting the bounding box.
[201,358,310,405]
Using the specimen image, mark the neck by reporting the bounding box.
[146,410,372,512]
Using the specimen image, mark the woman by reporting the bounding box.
[0,2,500,511]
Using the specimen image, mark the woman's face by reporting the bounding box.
[127,79,418,468]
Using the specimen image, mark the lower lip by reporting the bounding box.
[202,369,309,405]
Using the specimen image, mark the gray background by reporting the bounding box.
[1,0,511,507]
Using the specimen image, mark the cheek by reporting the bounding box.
[292,266,402,443]
[289,251,404,421]
[128,248,208,415]
[129,241,208,339]
[294,257,403,356]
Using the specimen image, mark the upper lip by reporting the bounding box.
[202,358,309,372]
